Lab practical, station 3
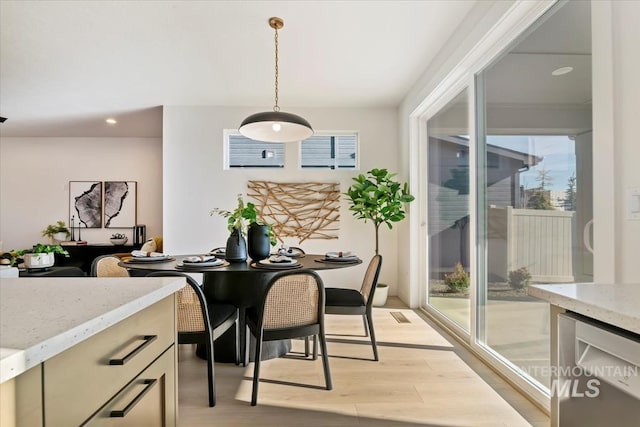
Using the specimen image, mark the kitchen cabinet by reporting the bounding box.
[0,278,184,427]
[44,295,176,427]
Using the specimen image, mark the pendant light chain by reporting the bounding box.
[273,25,280,112]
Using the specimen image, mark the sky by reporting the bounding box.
[487,135,576,191]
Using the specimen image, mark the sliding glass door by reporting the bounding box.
[426,89,471,332]
[476,0,592,389]
[422,0,593,393]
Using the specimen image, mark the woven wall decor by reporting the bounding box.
[248,180,340,242]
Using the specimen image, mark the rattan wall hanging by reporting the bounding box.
[247,180,340,242]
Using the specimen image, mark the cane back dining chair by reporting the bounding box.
[90,254,130,277]
[146,271,239,407]
[246,270,332,406]
[324,254,383,361]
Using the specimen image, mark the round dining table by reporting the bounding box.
[120,253,363,363]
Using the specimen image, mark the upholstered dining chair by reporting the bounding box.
[90,254,130,277]
[246,270,332,406]
[324,255,383,361]
[146,271,238,407]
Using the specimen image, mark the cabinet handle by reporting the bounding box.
[109,335,157,365]
[109,379,157,418]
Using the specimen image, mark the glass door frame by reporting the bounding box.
[409,0,568,412]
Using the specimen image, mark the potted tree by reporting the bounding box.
[42,220,71,243]
[211,194,275,262]
[345,168,415,306]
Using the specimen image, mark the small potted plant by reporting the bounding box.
[14,243,70,269]
[211,194,275,262]
[42,220,71,243]
[109,233,128,245]
[345,168,415,306]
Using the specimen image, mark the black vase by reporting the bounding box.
[225,229,247,263]
[247,224,271,261]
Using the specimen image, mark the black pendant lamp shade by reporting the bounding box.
[239,17,313,143]
[239,110,313,143]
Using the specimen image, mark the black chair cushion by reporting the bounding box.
[207,302,237,328]
[325,288,365,307]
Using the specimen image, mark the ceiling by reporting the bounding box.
[0,0,477,137]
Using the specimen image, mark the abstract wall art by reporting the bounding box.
[104,181,137,228]
[69,181,102,228]
[248,180,340,242]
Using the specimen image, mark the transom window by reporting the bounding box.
[300,134,358,169]
[227,134,285,168]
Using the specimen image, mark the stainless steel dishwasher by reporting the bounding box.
[557,313,640,426]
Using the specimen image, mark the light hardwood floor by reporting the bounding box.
[178,297,549,426]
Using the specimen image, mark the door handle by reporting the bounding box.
[583,219,594,254]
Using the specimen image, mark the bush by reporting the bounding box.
[508,267,532,289]
[444,262,470,292]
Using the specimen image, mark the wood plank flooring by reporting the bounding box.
[178,298,549,426]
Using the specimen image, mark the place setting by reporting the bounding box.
[250,254,302,270]
[175,255,229,271]
[271,245,305,258]
[122,249,174,264]
[315,251,362,265]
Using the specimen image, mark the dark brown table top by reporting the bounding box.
[118,253,362,273]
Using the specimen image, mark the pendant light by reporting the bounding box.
[239,17,313,143]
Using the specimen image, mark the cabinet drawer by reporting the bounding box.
[83,345,176,427]
[44,295,176,427]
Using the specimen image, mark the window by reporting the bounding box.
[300,134,357,169]
[227,134,285,168]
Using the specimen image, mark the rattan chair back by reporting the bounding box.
[263,273,320,329]
[359,255,383,304]
[91,255,130,277]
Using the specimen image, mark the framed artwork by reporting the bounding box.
[69,181,102,228]
[104,181,137,228]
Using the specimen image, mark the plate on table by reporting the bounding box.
[180,257,225,268]
[272,247,305,258]
[207,248,226,258]
[124,256,173,263]
[253,257,300,269]
[176,260,229,270]
[321,255,359,262]
[251,261,302,270]
[315,256,361,264]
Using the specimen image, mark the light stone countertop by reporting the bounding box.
[0,277,185,383]
[528,283,640,335]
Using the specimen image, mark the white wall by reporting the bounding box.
[0,137,163,251]
[162,106,399,291]
[611,0,640,283]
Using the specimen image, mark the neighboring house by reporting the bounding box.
[428,135,541,277]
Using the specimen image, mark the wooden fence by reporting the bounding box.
[488,206,575,283]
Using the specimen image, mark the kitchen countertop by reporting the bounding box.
[528,283,640,334]
[0,277,185,383]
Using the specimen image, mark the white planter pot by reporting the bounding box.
[53,232,67,242]
[372,284,389,307]
[23,253,55,269]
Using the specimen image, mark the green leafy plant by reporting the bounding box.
[444,262,470,292]
[345,168,415,255]
[508,267,532,290]
[210,194,276,245]
[41,220,71,238]
[13,244,69,257]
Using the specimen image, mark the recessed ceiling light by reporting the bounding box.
[105,118,117,124]
[552,66,573,76]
